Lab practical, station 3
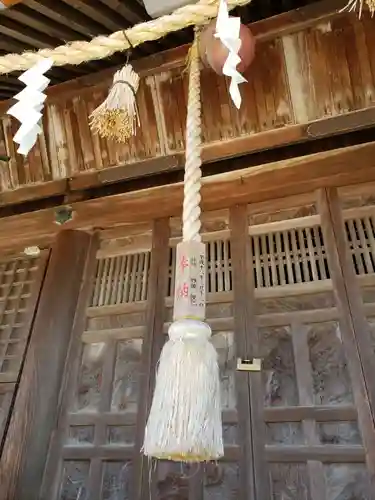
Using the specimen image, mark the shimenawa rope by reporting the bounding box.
[0,0,251,75]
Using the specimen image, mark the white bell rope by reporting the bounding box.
[7,58,52,156]
[143,31,224,463]
[214,0,247,109]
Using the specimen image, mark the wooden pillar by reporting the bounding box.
[318,188,375,492]
[132,218,170,500]
[229,204,271,500]
[0,229,95,500]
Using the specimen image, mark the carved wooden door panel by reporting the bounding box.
[239,191,375,500]
[0,252,48,450]
[41,240,152,500]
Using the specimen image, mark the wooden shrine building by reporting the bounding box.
[0,0,375,499]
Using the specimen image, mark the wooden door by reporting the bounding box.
[39,215,244,500]
[228,189,375,500]
[0,252,48,450]
[39,188,375,500]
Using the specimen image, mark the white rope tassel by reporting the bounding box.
[143,320,223,461]
[183,39,202,243]
[143,32,223,463]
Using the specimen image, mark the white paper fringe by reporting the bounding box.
[7,58,52,156]
[143,319,223,461]
[214,0,247,109]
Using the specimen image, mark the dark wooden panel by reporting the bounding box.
[0,253,49,457]
[132,218,170,500]
[317,187,375,496]
[0,230,95,500]
[230,204,270,500]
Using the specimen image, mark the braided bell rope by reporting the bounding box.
[182,31,202,243]
[0,0,251,75]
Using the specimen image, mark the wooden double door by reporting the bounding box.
[1,187,375,500]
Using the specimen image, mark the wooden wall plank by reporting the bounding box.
[0,229,95,500]
[131,218,170,500]
[317,187,375,496]
[229,204,270,500]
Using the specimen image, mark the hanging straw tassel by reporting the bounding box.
[340,0,375,17]
[143,31,223,463]
[89,64,140,142]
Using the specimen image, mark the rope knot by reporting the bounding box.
[168,319,212,341]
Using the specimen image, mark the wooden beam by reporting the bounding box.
[230,204,270,500]
[0,126,371,210]
[317,187,375,496]
[0,142,374,256]
[0,229,96,500]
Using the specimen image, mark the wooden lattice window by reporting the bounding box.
[251,225,330,288]
[0,253,48,445]
[345,215,375,276]
[91,252,150,306]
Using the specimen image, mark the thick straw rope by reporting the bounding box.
[0,0,250,75]
[183,34,202,243]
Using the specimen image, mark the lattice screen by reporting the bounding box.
[0,257,44,383]
[91,252,150,307]
[0,254,47,446]
[91,217,375,306]
[251,225,330,288]
[345,215,375,276]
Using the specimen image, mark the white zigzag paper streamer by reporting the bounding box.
[214,0,247,109]
[7,58,53,156]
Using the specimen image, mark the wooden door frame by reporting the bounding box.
[0,230,97,500]
[317,187,375,493]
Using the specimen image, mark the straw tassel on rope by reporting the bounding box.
[341,0,375,16]
[143,30,223,463]
[89,64,140,142]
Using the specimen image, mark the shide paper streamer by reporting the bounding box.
[7,58,53,156]
[214,0,247,109]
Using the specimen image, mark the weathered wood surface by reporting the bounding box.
[0,5,374,200]
[132,219,170,500]
[0,141,375,258]
[230,204,270,500]
[0,230,94,500]
[317,187,375,495]
[4,194,374,498]
[0,253,48,457]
